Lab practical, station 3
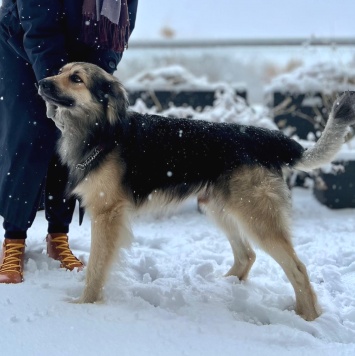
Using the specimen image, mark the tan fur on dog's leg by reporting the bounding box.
[259,236,319,320]
[206,206,255,280]
[79,209,130,303]
[224,233,255,280]
[227,166,320,320]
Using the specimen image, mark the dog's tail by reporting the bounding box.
[294,92,355,172]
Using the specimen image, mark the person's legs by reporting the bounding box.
[3,221,27,240]
[45,153,76,234]
[44,153,84,270]
[0,13,81,281]
[0,157,83,283]
[0,154,84,282]
[0,11,54,283]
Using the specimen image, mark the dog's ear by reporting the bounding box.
[94,76,129,124]
[105,78,129,124]
[45,102,57,119]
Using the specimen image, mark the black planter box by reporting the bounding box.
[127,88,247,111]
[269,91,355,208]
[270,91,335,140]
[313,160,355,209]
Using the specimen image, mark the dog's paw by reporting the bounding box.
[69,297,99,304]
[71,290,103,304]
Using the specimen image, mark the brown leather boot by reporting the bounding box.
[0,238,26,283]
[46,234,84,271]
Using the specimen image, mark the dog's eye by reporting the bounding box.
[70,74,83,83]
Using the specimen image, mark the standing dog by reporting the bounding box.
[38,62,355,321]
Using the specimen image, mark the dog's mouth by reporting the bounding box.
[38,81,75,108]
[39,88,74,107]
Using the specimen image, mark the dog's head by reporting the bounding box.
[38,62,129,131]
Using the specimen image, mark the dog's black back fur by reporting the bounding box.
[115,112,304,204]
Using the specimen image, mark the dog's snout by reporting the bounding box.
[38,78,52,90]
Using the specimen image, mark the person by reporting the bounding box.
[0,0,139,283]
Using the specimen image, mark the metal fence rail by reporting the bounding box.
[129,38,355,49]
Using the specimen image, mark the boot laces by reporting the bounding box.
[0,242,25,274]
[51,236,83,269]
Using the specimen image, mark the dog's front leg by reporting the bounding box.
[78,209,131,303]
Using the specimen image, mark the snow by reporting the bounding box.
[124,64,245,91]
[1,188,355,355]
[117,45,355,103]
[128,71,277,130]
[265,61,355,94]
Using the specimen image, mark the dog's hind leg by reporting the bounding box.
[258,232,320,321]
[78,207,131,303]
[228,166,320,321]
[206,206,256,280]
[224,228,256,280]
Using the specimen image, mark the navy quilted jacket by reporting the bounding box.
[1,0,138,80]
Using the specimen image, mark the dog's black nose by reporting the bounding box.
[38,78,51,89]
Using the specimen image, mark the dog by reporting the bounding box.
[38,62,355,321]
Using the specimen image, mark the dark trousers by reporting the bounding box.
[3,153,76,239]
[0,8,76,239]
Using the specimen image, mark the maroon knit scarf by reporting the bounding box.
[82,0,130,52]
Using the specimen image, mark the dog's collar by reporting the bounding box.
[76,146,104,171]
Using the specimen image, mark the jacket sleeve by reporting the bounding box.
[17,0,68,81]
[128,0,139,35]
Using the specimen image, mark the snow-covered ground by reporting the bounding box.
[1,188,355,356]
